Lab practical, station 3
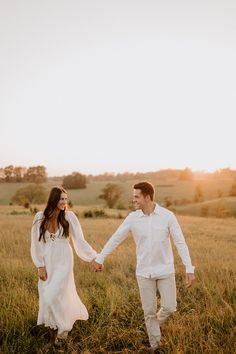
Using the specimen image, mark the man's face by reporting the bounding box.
[133,189,149,210]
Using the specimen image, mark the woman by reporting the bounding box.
[31,186,97,347]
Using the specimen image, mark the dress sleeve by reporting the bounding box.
[30,212,45,268]
[168,213,195,273]
[67,211,97,262]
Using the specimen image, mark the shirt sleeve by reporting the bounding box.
[67,211,97,262]
[95,214,132,264]
[168,213,195,273]
[30,212,45,268]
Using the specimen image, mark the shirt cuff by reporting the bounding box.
[95,254,105,264]
[186,265,195,273]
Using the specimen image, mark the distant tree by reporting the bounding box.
[25,165,47,183]
[13,166,27,182]
[62,172,87,189]
[99,183,123,208]
[4,165,14,182]
[229,180,236,197]
[179,168,193,181]
[1,165,38,182]
[216,168,236,179]
[194,184,204,202]
[0,168,5,181]
[11,184,47,206]
[164,197,172,208]
[217,189,223,198]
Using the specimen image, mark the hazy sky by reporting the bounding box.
[1,0,235,176]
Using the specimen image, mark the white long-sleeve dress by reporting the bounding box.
[31,210,97,336]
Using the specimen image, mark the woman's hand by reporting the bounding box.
[185,273,195,288]
[92,260,104,272]
[38,267,47,281]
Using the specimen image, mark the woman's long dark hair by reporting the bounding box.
[39,187,69,242]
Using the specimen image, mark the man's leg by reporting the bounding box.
[137,276,160,350]
[157,274,177,326]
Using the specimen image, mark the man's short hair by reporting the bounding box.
[133,181,155,201]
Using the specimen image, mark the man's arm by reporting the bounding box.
[168,213,195,287]
[93,214,132,271]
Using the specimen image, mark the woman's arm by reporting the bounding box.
[30,212,46,268]
[66,211,97,262]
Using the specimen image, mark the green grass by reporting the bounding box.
[0,211,235,353]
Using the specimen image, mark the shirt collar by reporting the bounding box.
[137,203,160,217]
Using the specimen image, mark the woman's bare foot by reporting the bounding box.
[47,327,58,345]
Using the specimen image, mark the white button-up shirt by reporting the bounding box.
[96,204,195,278]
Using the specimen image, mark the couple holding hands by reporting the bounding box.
[31,182,195,352]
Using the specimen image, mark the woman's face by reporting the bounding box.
[57,192,68,211]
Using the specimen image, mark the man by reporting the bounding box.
[94,181,195,352]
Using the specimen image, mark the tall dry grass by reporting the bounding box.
[0,213,235,353]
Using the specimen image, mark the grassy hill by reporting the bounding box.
[175,197,236,218]
[0,177,235,218]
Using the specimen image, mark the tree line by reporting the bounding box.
[88,168,236,182]
[0,165,47,183]
[2,165,236,184]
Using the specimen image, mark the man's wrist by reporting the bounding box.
[186,265,195,273]
[95,255,104,264]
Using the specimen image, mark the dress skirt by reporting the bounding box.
[37,237,88,335]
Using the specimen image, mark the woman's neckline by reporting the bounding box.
[46,229,59,235]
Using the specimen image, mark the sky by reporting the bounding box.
[0,0,235,176]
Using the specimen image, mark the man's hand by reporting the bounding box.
[38,267,47,281]
[92,260,104,272]
[185,273,195,288]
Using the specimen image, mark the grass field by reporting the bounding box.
[0,209,235,354]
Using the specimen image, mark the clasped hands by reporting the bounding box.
[92,260,104,272]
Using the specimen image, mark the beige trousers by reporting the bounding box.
[137,274,177,349]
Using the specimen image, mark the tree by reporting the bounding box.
[11,184,47,206]
[164,197,172,208]
[229,180,236,197]
[25,166,47,183]
[4,165,14,182]
[99,183,123,208]
[179,168,193,181]
[62,172,87,189]
[0,168,5,181]
[194,184,204,202]
[13,166,27,182]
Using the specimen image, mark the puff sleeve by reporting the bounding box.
[30,211,45,268]
[66,211,97,261]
